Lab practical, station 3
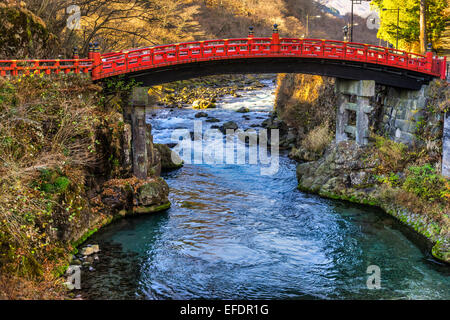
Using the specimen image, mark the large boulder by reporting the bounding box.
[154,144,183,171]
[100,177,170,214]
[134,177,170,214]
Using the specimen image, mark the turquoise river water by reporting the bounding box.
[79,79,449,300]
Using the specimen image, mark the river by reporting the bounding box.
[79,78,450,300]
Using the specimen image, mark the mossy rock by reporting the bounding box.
[432,241,450,264]
[135,177,170,207]
[133,201,171,214]
[154,144,183,171]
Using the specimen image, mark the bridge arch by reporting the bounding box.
[94,35,446,90]
[119,56,434,90]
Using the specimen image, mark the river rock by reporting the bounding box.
[80,245,100,256]
[195,112,208,118]
[206,117,220,123]
[192,99,216,109]
[134,177,170,214]
[236,107,250,113]
[220,121,238,133]
[71,259,82,266]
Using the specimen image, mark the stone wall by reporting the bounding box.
[378,85,428,146]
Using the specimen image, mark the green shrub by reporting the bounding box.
[373,135,410,173]
[403,164,447,202]
[376,172,401,187]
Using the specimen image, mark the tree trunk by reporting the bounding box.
[420,0,427,54]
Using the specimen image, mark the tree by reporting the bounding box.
[420,0,427,54]
[23,0,196,56]
[371,0,447,53]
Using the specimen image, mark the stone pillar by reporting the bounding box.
[335,79,375,145]
[336,93,350,143]
[356,96,371,145]
[128,87,161,179]
[131,106,149,179]
[443,112,450,178]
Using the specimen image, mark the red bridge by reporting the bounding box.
[0,28,447,90]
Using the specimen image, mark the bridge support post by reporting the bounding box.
[335,79,375,146]
[127,87,161,179]
[130,106,149,179]
[336,93,350,143]
[442,112,450,178]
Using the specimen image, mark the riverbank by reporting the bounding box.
[153,74,275,109]
[274,74,450,264]
[0,73,275,299]
[296,140,450,264]
[0,75,171,299]
[77,79,450,300]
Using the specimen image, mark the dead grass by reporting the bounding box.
[301,122,333,154]
[275,74,337,138]
[372,135,411,174]
[0,272,65,300]
[0,74,103,298]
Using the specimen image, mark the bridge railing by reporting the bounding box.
[0,59,93,77]
[94,37,446,81]
[0,35,447,81]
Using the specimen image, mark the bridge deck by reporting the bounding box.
[0,37,447,89]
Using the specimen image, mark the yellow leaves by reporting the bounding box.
[442,180,450,201]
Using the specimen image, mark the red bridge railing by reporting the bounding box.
[0,59,92,77]
[93,37,446,81]
[0,32,447,81]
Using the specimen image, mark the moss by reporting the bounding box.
[20,255,43,278]
[133,201,171,214]
[53,263,69,278]
[71,228,98,254]
[36,169,71,194]
[432,241,450,263]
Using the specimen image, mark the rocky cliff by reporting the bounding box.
[0,75,171,299]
